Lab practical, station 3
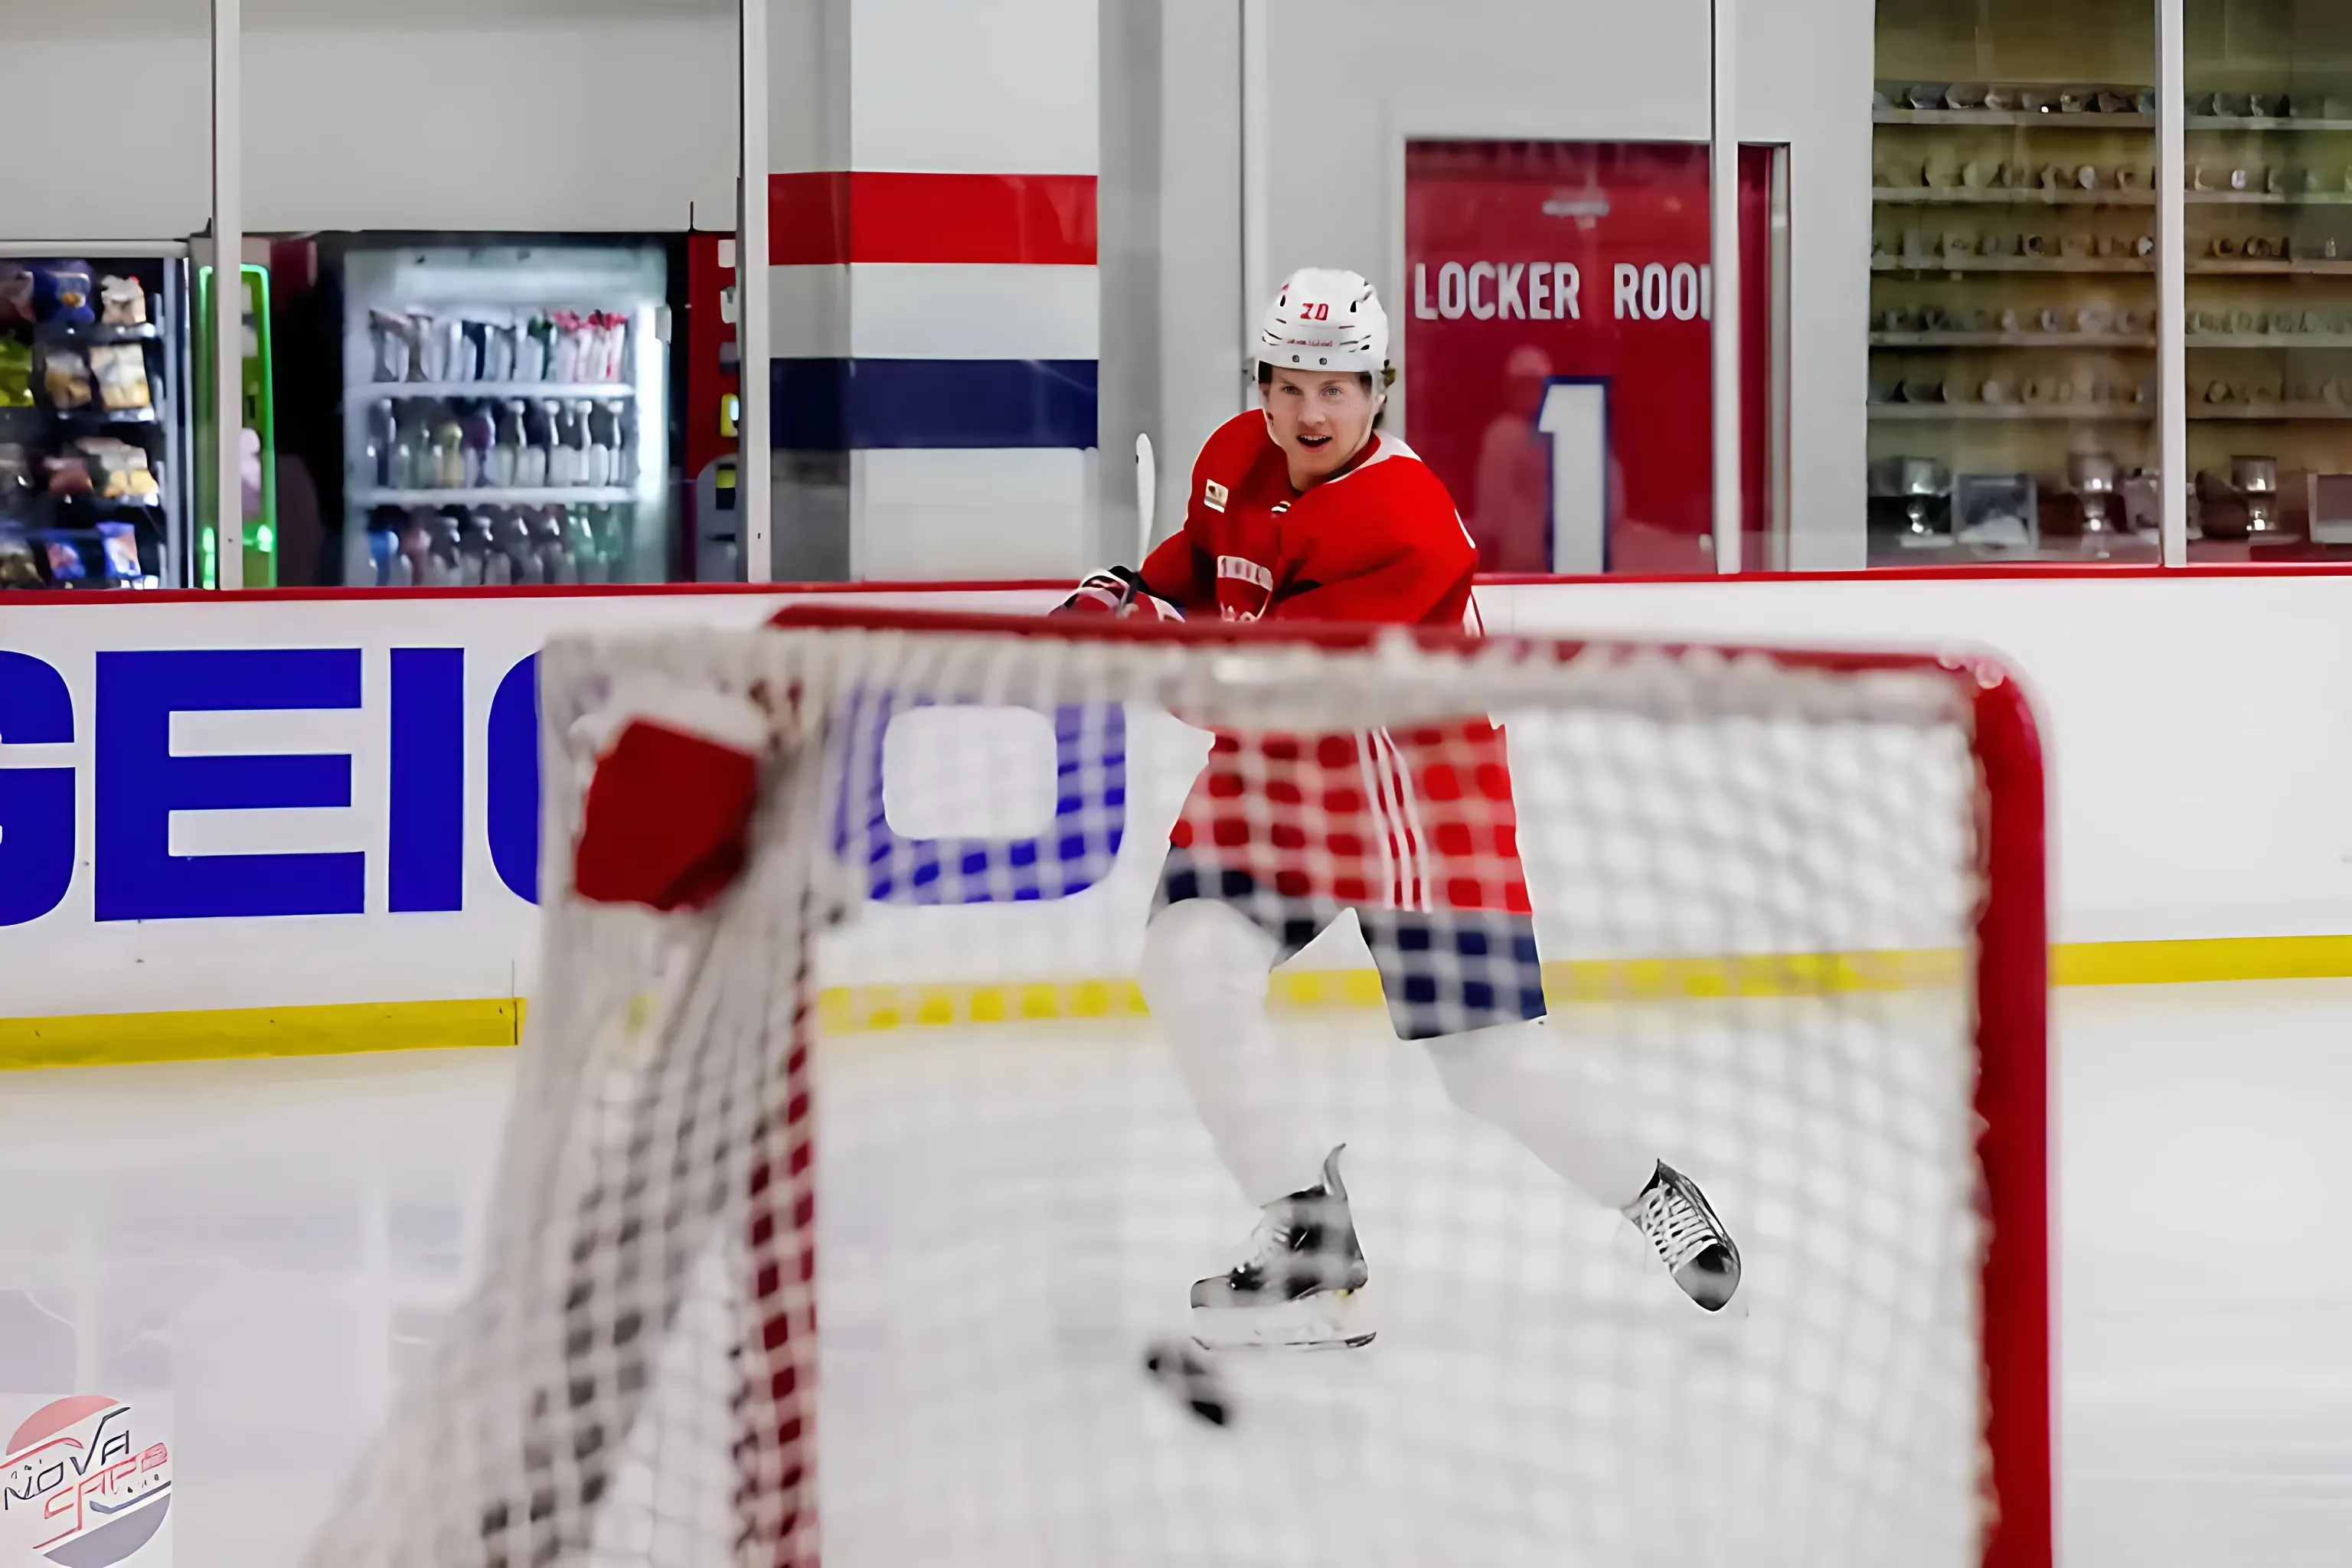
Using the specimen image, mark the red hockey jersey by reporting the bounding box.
[1138,412,1528,916]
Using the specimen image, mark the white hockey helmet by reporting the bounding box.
[1256,267,1390,377]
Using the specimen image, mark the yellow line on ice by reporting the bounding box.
[9,934,2352,1071]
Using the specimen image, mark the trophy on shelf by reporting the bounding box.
[2194,458,2295,541]
[2234,456,2289,537]
[2066,451,2122,552]
[1867,455,1952,547]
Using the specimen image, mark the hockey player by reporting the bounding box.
[561,266,1741,1354]
[1059,268,1741,1350]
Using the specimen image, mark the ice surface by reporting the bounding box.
[0,982,2347,1566]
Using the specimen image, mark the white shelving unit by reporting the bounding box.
[2188,403,2352,420]
[1873,256,2156,273]
[1873,188,2156,205]
[2186,335,2352,348]
[1869,403,2153,421]
[352,486,636,507]
[2184,115,2352,132]
[351,381,639,400]
[1870,331,2159,347]
[1874,108,2155,129]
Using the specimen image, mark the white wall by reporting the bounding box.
[0,30,212,241]
[0,2,737,240]
[243,20,738,233]
[769,0,850,175]
[848,0,1099,176]
[1152,2,1245,547]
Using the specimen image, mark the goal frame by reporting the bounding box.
[750,604,2050,1568]
[760,603,2053,1566]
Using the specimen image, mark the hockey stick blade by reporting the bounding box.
[1143,1337,1232,1428]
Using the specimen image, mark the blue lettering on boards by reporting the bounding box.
[94,648,365,921]
[486,653,540,905]
[0,651,77,927]
[389,648,466,913]
[835,696,1126,905]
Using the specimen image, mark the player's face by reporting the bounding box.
[1263,368,1379,487]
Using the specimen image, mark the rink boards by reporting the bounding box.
[8,571,2352,1061]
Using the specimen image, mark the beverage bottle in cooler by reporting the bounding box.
[367,513,400,585]
[457,509,494,585]
[397,508,435,584]
[611,398,635,485]
[490,400,524,488]
[554,400,587,485]
[365,400,395,488]
[521,314,552,382]
[583,400,612,487]
[530,506,570,583]
[490,508,537,583]
[393,403,429,490]
[431,405,466,489]
[564,505,599,580]
[518,401,552,487]
[427,511,462,583]
[462,403,496,488]
[593,503,632,582]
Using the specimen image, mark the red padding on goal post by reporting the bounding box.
[1971,668,2053,1568]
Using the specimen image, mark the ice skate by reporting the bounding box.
[1623,1161,1742,1311]
[1191,1146,1374,1350]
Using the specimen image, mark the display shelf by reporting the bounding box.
[2186,335,2352,348]
[1874,108,2154,129]
[352,381,639,400]
[1873,256,2154,273]
[1870,331,2157,347]
[351,486,636,506]
[2186,116,2352,132]
[29,322,161,343]
[2186,403,2352,420]
[2186,190,2352,205]
[1873,187,2154,205]
[1870,536,2162,566]
[51,406,159,426]
[9,494,167,514]
[2190,258,2352,275]
[1867,403,2151,420]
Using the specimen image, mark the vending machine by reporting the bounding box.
[0,246,192,590]
[336,242,672,589]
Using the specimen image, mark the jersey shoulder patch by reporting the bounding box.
[1191,411,1278,518]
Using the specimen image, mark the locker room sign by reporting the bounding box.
[1401,139,1771,576]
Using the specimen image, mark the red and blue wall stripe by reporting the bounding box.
[768,171,1098,451]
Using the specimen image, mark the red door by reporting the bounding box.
[1403,140,1775,574]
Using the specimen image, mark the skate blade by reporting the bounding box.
[1189,1287,1374,1351]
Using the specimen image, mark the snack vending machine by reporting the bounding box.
[0,247,190,590]
[338,243,671,588]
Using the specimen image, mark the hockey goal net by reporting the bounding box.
[308,606,2048,1568]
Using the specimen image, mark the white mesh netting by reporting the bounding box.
[304,614,2047,1568]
